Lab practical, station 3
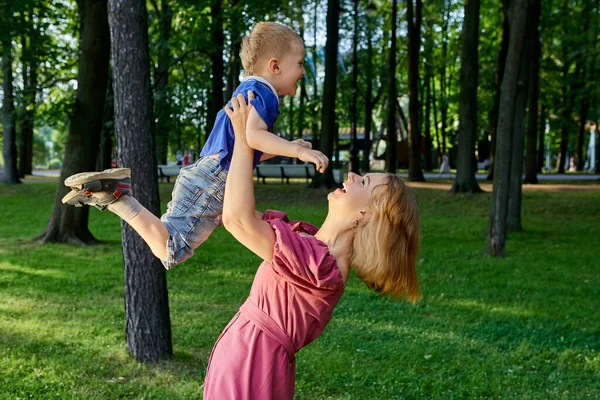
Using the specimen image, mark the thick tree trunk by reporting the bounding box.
[487,0,528,257]
[524,0,540,184]
[205,0,224,142]
[507,21,532,232]
[313,0,339,188]
[386,0,398,174]
[452,0,482,194]
[487,0,510,181]
[153,0,172,166]
[36,0,110,244]
[523,0,540,183]
[1,6,20,185]
[108,0,172,362]
[407,0,425,181]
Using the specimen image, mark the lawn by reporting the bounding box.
[0,180,599,399]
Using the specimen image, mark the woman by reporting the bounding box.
[204,92,420,399]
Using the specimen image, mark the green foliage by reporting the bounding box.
[1,181,599,398]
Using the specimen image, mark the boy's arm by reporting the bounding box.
[246,108,329,173]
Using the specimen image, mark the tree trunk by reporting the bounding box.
[98,70,115,171]
[524,0,541,184]
[287,95,294,140]
[487,0,528,257]
[153,0,172,166]
[36,0,110,244]
[19,7,39,177]
[1,1,20,185]
[225,0,241,100]
[423,19,434,172]
[487,0,510,181]
[386,0,398,173]
[407,0,425,181]
[507,17,532,232]
[452,0,482,194]
[297,15,306,142]
[432,77,441,166]
[440,1,449,156]
[108,0,172,362]
[557,71,569,174]
[313,0,339,188]
[537,106,545,173]
[205,0,224,142]
[362,17,374,172]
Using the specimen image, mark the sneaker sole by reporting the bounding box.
[61,189,81,204]
[64,168,131,189]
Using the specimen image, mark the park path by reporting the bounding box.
[1,169,598,192]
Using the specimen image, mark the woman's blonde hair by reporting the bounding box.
[352,175,420,303]
[240,22,303,76]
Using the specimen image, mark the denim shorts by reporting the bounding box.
[160,156,227,269]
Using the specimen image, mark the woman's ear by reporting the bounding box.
[356,210,370,223]
[268,57,281,75]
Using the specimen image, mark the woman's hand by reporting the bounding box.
[224,90,255,139]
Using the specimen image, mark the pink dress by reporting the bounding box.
[203,210,345,400]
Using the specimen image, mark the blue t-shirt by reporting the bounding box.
[200,78,280,170]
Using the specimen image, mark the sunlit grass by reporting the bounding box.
[0,180,599,399]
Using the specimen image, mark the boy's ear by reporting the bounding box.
[268,57,281,75]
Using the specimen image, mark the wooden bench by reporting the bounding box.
[254,163,346,185]
[158,165,181,183]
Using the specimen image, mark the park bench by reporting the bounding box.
[158,165,181,183]
[254,163,346,185]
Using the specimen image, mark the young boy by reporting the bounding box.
[62,22,329,269]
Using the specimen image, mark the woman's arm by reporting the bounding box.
[222,92,276,261]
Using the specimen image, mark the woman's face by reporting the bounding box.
[328,172,388,218]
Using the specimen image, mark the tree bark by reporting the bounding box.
[386,0,398,173]
[487,0,528,257]
[1,0,20,184]
[36,0,110,244]
[487,0,510,181]
[19,6,39,177]
[108,0,172,362]
[205,0,224,142]
[153,0,172,166]
[313,0,339,188]
[423,18,434,172]
[407,0,425,181]
[440,1,449,156]
[523,0,541,184]
[225,0,241,100]
[537,106,545,173]
[452,0,482,194]
[507,15,532,232]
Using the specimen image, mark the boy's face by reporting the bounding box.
[276,41,306,96]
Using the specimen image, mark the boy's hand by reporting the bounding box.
[292,139,312,149]
[298,148,329,173]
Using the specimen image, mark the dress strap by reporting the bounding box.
[239,299,296,363]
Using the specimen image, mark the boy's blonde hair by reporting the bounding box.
[352,175,421,303]
[240,22,303,76]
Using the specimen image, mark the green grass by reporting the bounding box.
[1,181,599,399]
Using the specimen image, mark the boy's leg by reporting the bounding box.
[62,168,169,261]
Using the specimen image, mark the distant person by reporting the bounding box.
[60,22,328,270]
[183,151,191,166]
[176,150,183,166]
[203,91,420,400]
[438,153,451,177]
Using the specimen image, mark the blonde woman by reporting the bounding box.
[203,92,421,399]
